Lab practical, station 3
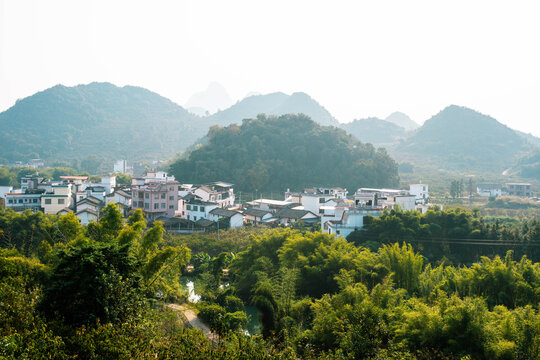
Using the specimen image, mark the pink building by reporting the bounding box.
[131,176,179,220]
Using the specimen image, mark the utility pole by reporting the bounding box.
[217,216,220,241]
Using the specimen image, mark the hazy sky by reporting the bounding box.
[1,0,540,135]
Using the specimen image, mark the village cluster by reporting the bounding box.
[1,168,536,238]
[0,169,433,238]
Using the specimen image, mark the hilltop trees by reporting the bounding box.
[169,114,399,192]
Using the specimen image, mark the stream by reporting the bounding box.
[180,277,261,335]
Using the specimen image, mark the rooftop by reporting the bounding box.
[210,208,241,218]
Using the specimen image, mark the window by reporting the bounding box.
[45,199,52,205]
[169,196,174,200]
[58,199,65,204]
[169,205,174,209]
[145,193,149,199]
[8,199,12,204]
[161,193,166,199]
[161,203,166,208]
[200,206,205,212]
[144,203,149,209]
[319,198,325,203]
[193,206,198,211]
[186,205,191,210]
[194,216,197,220]
[33,199,38,203]
[154,203,159,209]
[18,199,23,204]
[154,194,159,199]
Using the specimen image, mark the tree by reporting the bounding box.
[450,179,464,198]
[39,242,144,326]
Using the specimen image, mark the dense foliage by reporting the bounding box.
[169,114,399,191]
[348,207,540,263]
[516,148,540,180]
[1,208,539,359]
[224,228,540,359]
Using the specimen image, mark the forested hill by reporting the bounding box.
[394,105,531,171]
[169,114,399,192]
[202,92,338,127]
[340,117,406,146]
[0,82,203,162]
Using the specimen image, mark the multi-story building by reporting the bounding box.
[41,184,73,214]
[409,184,429,204]
[184,199,218,221]
[5,189,44,212]
[193,182,235,208]
[506,183,532,197]
[476,183,502,197]
[324,208,382,237]
[131,173,179,220]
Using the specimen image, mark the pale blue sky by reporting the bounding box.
[1,0,539,135]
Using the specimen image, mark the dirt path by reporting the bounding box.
[166,303,218,342]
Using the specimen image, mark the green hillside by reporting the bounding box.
[0,82,202,163]
[341,117,406,146]
[514,148,540,180]
[395,105,530,172]
[169,114,399,191]
[203,92,338,127]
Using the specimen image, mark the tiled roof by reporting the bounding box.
[244,208,272,217]
[195,218,214,227]
[76,208,99,216]
[209,208,241,218]
[276,208,317,220]
[115,190,131,198]
[77,196,102,205]
[57,207,74,214]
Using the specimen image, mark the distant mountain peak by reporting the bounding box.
[385,111,418,130]
[395,104,529,171]
[204,91,338,127]
[185,82,233,115]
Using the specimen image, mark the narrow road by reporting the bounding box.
[166,303,218,342]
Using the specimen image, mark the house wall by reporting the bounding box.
[77,202,100,213]
[5,193,42,211]
[184,203,218,221]
[77,212,98,225]
[0,186,13,199]
[230,213,243,228]
[394,196,416,211]
[409,184,429,203]
[132,182,179,217]
[42,196,71,214]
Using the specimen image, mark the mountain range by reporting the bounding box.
[0,83,337,164]
[0,82,539,179]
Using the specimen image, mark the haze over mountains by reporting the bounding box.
[394,105,532,172]
[0,82,539,179]
[184,82,233,116]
